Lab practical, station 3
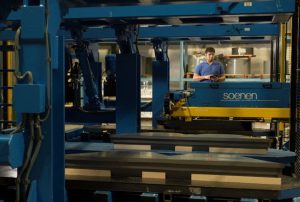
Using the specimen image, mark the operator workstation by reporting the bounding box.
[0,0,300,202]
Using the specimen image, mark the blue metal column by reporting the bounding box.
[19,1,65,201]
[116,54,141,134]
[151,38,169,128]
[52,34,65,202]
[179,41,184,90]
[88,48,102,102]
[152,61,169,128]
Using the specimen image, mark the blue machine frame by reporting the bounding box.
[60,24,280,41]
[187,82,290,108]
[0,0,297,201]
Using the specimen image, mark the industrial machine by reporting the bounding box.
[0,0,299,202]
[162,82,290,133]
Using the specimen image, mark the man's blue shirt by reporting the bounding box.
[194,60,225,82]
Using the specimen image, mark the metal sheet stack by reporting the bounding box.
[111,132,271,155]
[65,132,284,191]
[65,150,283,190]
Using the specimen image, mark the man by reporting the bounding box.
[193,47,225,82]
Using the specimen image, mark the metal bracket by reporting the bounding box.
[151,38,168,62]
[114,24,139,54]
[66,23,102,110]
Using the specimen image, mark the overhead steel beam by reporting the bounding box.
[64,0,295,20]
[63,24,279,41]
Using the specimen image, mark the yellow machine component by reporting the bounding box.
[279,122,285,132]
[170,107,290,121]
[7,41,14,123]
[280,23,287,82]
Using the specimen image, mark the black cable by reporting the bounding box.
[23,115,43,200]
[16,114,33,202]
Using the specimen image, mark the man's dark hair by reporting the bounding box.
[205,47,215,53]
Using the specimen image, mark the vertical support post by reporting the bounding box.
[179,41,184,89]
[291,0,300,176]
[290,0,299,153]
[19,1,65,201]
[271,38,279,82]
[87,43,102,102]
[280,23,287,82]
[52,35,65,202]
[75,44,101,110]
[151,38,169,128]
[152,61,169,128]
[116,54,141,134]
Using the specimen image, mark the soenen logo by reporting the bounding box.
[223,92,258,100]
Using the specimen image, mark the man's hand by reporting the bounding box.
[210,75,219,82]
[204,75,212,80]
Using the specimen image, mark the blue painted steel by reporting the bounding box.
[139,24,279,38]
[75,45,102,109]
[19,1,65,201]
[2,1,295,201]
[52,34,66,202]
[13,84,45,113]
[114,25,139,54]
[169,90,187,101]
[116,54,141,134]
[52,36,59,70]
[0,44,15,51]
[0,23,6,29]
[152,61,169,128]
[63,24,279,41]
[27,180,37,202]
[278,187,300,200]
[64,0,295,20]
[0,30,16,41]
[21,6,45,40]
[185,82,290,108]
[0,132,24,168]
[141,192,159,202]
[7,9,22,21]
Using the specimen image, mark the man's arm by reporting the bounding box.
[216,74,225,82]
[193,73,211,81]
